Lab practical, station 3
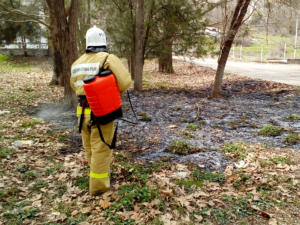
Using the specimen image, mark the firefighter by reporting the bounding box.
[70,26,132,195]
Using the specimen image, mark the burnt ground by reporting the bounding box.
[31,61,300,173]
[118,82,299,172]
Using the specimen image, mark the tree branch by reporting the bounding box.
[0,3,50,28]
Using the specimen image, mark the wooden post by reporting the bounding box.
[283,42,286,60]
[294,19,298,59]
[260,45,263,63]
[239,45,242,60]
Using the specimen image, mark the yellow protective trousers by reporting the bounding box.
[77,106,114,195]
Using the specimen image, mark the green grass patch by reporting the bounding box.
[0,147,16,159]
[257,158,273,168]
[53,202,72,217]
[30,180,48,192]
[16,164,31,173]
[151,160,172,171]
[221,194,236,203]
[258,124,283,136]
[0,54,9,63]
[175,179,204,190]
[258,156,292,168]
[233,173,252,190]
[222,142,249,160]
[271,156,292,165]
[2,208,38,224]
[24,92,41,100]
[284,133,300,145]
[0,54,32,71]
[75,176,89,190]
[178,130,195,139]
[0,186,21,200]
[192,169,226,184]
[176,169,225,193]
[138,112,152,121]
[55,162,63,172]
[179,117,196,123]
[231,197,253,218]
[187,123,199,131]
[105,184,158,223]
[22,171,38,180]
[151,218,164,225]
[253,198,271,210]
[55,182,68,198]
[236,33,300,61]
[286,114,300,121]
[165,139,205,155]
[212,208,229,225]
[116,161,152,184]
[58,135,68,142]
[21,118,41,128]
[45,167,55,176]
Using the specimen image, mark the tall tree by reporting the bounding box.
[211,0,251,98]
[1,0,81,104]
[102,0,218,89]
[134,0,144,91]
[46,0,81,105]
[154,0,223,73]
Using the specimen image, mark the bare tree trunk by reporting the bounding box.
[46,0,81,105]
[134,0,144,91]
[211,0,251,98]
[87,0,91,25]
[129,0,136,80]
[130,50,135,80]
[158,39,174,73]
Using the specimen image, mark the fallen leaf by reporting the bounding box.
[32,200,42,208]
[99,199,111,209]
[81,207,91,214]
[251,205,272,219]
[160,189,172,196]
[194,215,203,222]
[268,218,277,225]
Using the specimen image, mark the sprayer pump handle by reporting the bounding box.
[83,76,96,84]
[99,69,112,76]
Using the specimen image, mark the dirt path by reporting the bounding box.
[174,56,300,86]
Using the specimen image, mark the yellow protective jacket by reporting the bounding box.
[70,51,132,195]
[70,52,132,96]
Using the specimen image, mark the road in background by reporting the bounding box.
[174,56,300,86]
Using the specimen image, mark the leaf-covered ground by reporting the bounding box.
[0,56,299,225]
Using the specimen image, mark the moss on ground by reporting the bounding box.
[258,124,283,137]
[165,139,205,155]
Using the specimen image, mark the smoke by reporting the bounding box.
[36,103,77,130]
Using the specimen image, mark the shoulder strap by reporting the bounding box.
[99,53,110,74]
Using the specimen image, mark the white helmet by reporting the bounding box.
[85,26,106,48]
